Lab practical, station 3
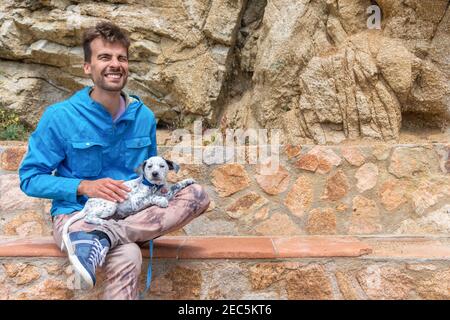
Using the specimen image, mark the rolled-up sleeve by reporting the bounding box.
[19,108,82,202]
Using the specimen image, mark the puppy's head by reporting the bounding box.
[135,156,180,185]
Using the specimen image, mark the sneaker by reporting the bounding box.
[63,231,110,288]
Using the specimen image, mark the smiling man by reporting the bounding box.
[18,22,210,300]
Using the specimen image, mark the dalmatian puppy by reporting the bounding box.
[61,156,195,251]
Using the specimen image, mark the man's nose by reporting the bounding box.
[109,57,121,68]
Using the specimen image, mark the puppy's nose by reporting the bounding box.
[152,172,159,177]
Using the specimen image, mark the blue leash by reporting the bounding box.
[139,239,153,300]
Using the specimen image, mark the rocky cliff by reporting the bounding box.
[0,0,449,144]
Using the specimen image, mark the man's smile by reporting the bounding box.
[104,72,123,80]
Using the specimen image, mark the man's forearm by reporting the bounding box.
[20,173,82,203]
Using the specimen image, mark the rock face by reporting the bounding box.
[0,0,246,128]
[222,0,450,143]
[0,0,448,141]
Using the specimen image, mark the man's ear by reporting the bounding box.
[83,61,91,76]
[134,160,146,176]
[165,159,180,173]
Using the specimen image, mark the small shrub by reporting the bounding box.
[0,124,30,141]
[0,109,31,141]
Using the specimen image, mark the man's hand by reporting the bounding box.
[77,178,131,202]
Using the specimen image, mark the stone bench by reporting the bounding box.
[0,235,373,258]
[1,235,449,300]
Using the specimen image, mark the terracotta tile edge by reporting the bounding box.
[361,237,450,259]
[2,236,450,260]
[176,237,277,259]
[271,236,374,258]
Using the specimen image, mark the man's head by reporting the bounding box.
[82,22,130,92]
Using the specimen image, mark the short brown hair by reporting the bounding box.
[82,22,130,62]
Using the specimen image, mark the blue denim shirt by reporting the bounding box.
[19,86,158,216]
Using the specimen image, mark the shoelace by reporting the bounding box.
[88,238,108,268]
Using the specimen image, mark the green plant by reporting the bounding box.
[0,109,30,141]
[0,124,29,140]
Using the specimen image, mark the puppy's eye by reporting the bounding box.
[148,164,152,168]
[160,164,165,168]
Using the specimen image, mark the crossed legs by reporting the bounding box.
[52,184,210,299]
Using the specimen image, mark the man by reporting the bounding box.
[19,22,210,300]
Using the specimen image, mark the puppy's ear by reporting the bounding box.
[134,160,147,176]
[165,159,180,173]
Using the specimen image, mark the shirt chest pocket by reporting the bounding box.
[124,137,152,171]
[70,142,105,177]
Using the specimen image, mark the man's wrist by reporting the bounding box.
[77,180,86,195]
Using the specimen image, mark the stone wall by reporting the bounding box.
[163,142,450,237]
[1,0,449,143]
[1,140,449,299]
[1,256,449,300]
[1,142,449,238]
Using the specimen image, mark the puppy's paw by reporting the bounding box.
[155,197,169,208]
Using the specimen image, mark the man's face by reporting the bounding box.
[83,38,129,92]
